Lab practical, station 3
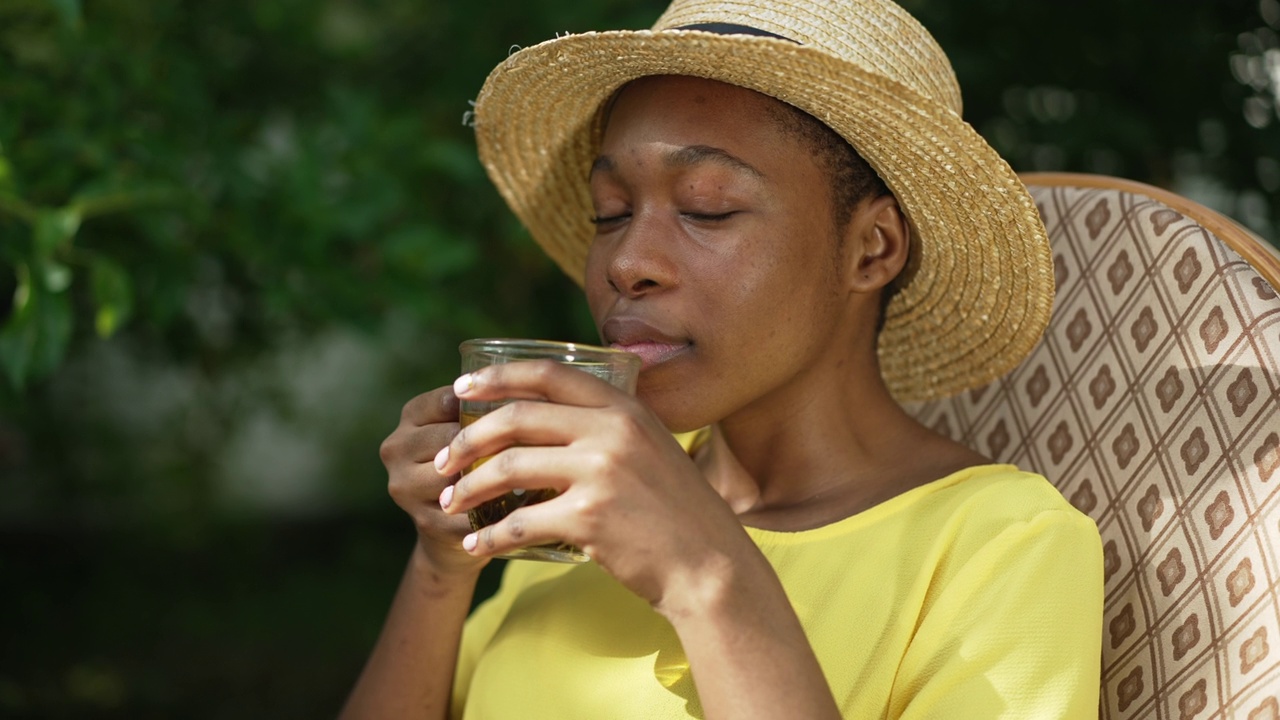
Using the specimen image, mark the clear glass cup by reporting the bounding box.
[458,338,641,563]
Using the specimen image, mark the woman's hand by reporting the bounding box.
[432,360,755,607]
[342,386,488,720]
[381,385,488,578]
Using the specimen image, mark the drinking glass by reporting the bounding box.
[458,338,641,562]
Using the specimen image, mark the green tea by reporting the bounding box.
[459,410,587,562]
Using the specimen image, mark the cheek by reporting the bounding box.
[583,244,612,321]
[716,242,841,347]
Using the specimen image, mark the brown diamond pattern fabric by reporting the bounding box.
[903,178,1280,719]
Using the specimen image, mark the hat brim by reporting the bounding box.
[473,29,1054,402]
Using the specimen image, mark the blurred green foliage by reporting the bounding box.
[1,0,1277,716]
[0,0,652,391]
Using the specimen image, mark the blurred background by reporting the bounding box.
[1,0,1278,716]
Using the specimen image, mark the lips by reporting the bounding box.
[602,317,691,370]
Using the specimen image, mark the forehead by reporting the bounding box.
[611,75,779,111]
[598,75,806,157]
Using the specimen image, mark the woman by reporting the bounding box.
[342,1,1103,718]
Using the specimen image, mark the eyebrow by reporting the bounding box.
[589,145,765,180]
[666,145,764,178]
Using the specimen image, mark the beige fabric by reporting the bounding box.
[903,179,1280,719]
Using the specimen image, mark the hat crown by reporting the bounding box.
[652,0,963,114]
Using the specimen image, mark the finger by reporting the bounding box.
[404,422,461,464]
[387,458,459,509]
[454,359,633,409]
[440,445,579,515]
[436,400,603,476]
[461,500,573,559]
[434,511,477,539]
[400,385,460,427]
[381,419,460,467]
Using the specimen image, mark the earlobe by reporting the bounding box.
[846,195,910,293]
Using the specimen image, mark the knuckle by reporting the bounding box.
[500,400,525,426]
[439,389,460,415]
[569,493,594,516]
[570,493,606,534]
[584,450,613,478]
[571,486,605,514]
[495,448,518,478]
[386,476,405,502]
[378,435,398,464]
[506,513,526,540]
[611,410,645,441]
[529,360,557,383]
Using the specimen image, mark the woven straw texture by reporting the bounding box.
[903,176,1280,719]
[472,0,1054,402]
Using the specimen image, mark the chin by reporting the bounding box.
[637,388,709,435]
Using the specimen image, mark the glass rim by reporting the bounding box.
[459,338,640,365]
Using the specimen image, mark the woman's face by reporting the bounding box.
[585,75,866,432]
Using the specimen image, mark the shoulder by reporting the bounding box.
[908,465,1100,558]
[920,464,1085,522]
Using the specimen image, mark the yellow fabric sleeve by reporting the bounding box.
[450,561,576,720]
[890,509,1103,718]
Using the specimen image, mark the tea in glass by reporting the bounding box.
[458,339,641,563]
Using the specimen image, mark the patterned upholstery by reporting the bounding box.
[902,173,1280,719]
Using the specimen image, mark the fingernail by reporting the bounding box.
[462,533,478,552]
[438,485,454,509]
[454,373,474,396]
[434,445,449,471]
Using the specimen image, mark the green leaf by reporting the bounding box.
[0,192,38,225]
[34,207,81,255]
[0,154,13,191]
[0,264,36,388]
[0,270,72,389]
[49,0,83,31]
[11,262,31,314]
[71,186,186,220]
[421,140,484,183]
[90,257,133,338]
[40,259,72,293]
[0,311,36,390]
[383,224,478,279]
[32,283,73,381]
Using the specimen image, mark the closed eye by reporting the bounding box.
[589,213,630,226]
[683,211,738,222]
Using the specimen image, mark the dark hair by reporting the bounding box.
[764,102,899,331]
[763,101,888,231]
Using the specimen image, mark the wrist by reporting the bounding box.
[652,541,782,628]
[410,541,487,592]
[650,542,839,720]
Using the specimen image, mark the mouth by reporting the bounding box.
[610,341,690,370]
[602,317,691,370]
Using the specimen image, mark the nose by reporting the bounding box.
[601,214,677,298]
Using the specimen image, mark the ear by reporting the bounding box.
[843,194,910,294]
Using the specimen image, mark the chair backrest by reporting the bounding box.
[902,173,1280,719]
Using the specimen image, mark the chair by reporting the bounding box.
[901,173,1280,719]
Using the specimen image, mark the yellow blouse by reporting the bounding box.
[451,464,1103,719]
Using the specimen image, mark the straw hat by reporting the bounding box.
[471,0,1055,402]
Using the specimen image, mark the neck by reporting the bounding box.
[700,342,922,516]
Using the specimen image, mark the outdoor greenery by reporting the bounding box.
[1,0,1277,716]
